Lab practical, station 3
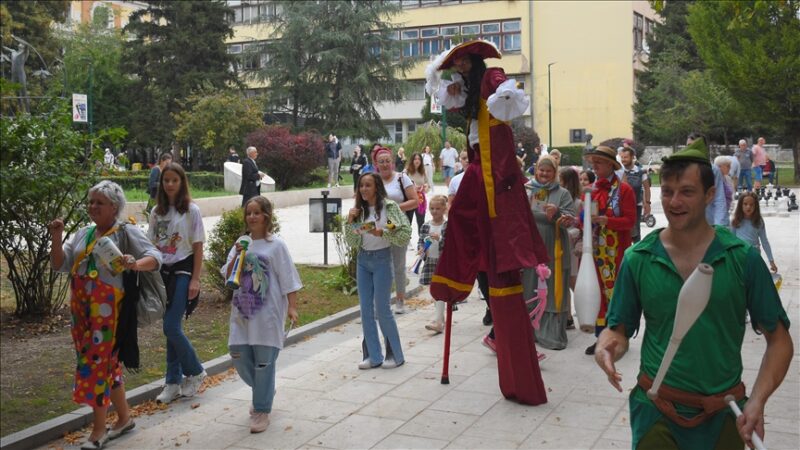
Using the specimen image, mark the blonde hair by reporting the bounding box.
[429,194,448,208]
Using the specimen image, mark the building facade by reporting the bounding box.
[67,0,147,29]
[225,0,659,146]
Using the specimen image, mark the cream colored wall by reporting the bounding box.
[532,0,637,147]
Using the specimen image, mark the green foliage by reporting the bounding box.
[633,1,749,147]
[420,96,467,132]
[0,99,101,317]
[50,17,132,131]
[0,0,69,114]
[105,171,224,191]
[551,146,585,167]
[687,0,800,182]
[205,207,281,299]
[123,0,239,150]
[256,1,413,139]
[173,90,264,171]
[405,121,467,158]
[326,215,357,294]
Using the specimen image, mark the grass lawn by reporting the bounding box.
[0,263,357,437]
[124,188,234,203]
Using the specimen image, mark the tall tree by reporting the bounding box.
[633,1,702,146]
[254,1,413,139]
[173,90,264,170]
[1,0,68,114]
[688,0,800,182]
[50,7,132,131]
[122,1,238,151]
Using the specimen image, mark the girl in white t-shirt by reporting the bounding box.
[419,195,448,334]
[148,163,207,405]
[222,196,301,434]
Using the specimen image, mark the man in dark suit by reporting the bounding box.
[240,146,263,206]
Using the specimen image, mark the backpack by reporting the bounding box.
[118,223,167,326]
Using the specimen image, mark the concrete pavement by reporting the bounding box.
[40,186,800,449]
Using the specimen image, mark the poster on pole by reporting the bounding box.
[430,93,442,114]
[72,93,88,123]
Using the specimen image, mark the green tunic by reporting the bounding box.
[606,226,790,449]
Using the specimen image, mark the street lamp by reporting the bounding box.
[547,62,556,150]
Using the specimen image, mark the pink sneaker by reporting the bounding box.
[482,335,497,353]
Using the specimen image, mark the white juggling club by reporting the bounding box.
[725,395,767,450]
[647,263,714,400]
[574,191,601,333]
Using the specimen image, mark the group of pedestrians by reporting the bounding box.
[49,153,305,447]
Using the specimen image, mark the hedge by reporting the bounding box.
[552,146,585,166]
[105,171,224,191]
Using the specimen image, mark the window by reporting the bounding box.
[570,129,586,143]
[461,24,480,36]
[482,23,500,34]
[395,122,404,144]
[421,28,440,56]
[503,33,520,52]
[405,81,426,101]
[229,2,275,24]
[401,0,419,8]
[397,19,523,59]
[402,30,419,57]
[502,20,521,52]
[227,44,242,54]
[633,13,644,51]
[408,121,417,134]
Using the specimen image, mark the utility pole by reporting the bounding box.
[547,62,556,150]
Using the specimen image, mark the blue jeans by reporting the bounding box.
[357,247,404,365]
[163,274,204,384]
[738,169,752,191]
[442,166,454,179]
[229,345,279,413]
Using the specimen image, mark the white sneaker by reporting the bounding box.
[358,359,382,370]
[394,300,406,315]
[382,358,405,369]
[156,384,181,404]
[180,370,207,398]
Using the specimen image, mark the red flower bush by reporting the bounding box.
[245,126,325,190]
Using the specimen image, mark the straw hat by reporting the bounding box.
[584,146,621,170]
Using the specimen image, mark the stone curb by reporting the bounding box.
[0,284,423,450]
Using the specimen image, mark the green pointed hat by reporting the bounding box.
[663,137,711,165]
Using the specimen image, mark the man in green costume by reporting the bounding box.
[595,137,793,449]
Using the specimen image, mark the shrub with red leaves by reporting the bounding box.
[245,126,325,190]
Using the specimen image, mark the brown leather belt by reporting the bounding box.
[637,373,745,428]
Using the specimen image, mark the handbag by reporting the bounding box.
[118,224,167,327]
[399,174,415,223]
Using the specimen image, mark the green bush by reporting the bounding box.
[552,146,585,167]
[405,121,467,158]
[106,171,224,191]
[205,207,281,299]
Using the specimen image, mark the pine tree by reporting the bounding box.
[122,1,238,152]
[253,1,413,139]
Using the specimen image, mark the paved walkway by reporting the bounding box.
[47,187,799,449]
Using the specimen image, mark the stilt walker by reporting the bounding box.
[425,40,549,405]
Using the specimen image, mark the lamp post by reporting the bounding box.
[547,62,556,150]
